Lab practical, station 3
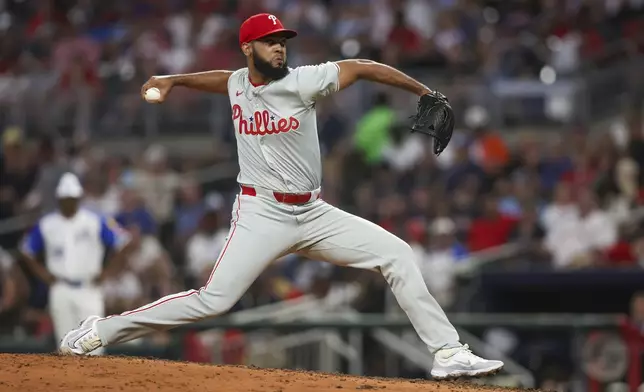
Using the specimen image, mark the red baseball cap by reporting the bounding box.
[239,13,297,46]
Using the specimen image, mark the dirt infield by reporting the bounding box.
[0,354,534,392]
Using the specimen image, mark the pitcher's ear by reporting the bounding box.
[241,42,252,57]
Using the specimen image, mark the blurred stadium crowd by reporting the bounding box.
[0,0,644,380]
[1,0,643,136]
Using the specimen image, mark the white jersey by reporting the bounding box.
[21,209,129,282]
[227,61,340,193]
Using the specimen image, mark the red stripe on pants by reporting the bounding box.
[102,194,242,319]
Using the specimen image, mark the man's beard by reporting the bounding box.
[252,51,289,81]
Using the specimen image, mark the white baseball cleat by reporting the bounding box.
[431,344,504,380]
[59,315,103,355]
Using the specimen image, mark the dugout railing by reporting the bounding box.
[167,312,643,391]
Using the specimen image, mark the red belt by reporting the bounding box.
[241,185,318,205]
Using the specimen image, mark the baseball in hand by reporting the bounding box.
[144,87,162,102]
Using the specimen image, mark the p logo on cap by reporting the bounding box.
[239,13,297,46]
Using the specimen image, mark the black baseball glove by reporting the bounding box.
[410,91,455,156]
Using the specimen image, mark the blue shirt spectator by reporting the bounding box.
[115,189,156,235]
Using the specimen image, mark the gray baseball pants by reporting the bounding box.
[96,187,460,353]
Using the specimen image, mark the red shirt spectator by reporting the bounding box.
[183,330,212,363]
[195,41,238,71]
[561,167,596,188]
[581,29,604,59]
[25,3,66,39]
[0,59,17,74]
[52,26,101,72]
[59,56,100,92]
[551,23,571,38]
[405,218,427,244]
[468,198,517,252]
[623,19,644,53]
[604,241,636,266]
[387,12,421,54]
[560,154,598,196]
[194,0,227,14]
[378,219,395,233]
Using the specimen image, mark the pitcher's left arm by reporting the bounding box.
[336,59,431,96]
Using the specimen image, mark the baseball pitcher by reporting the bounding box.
[60,14,502,379]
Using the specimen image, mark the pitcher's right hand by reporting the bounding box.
[141,76,174,103]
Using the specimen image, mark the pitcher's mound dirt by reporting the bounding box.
[0,354,532,392]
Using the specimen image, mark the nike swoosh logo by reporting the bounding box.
[453,358,473,366]
[236,91,243,96]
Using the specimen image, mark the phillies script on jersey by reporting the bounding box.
[232,104,300,135]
